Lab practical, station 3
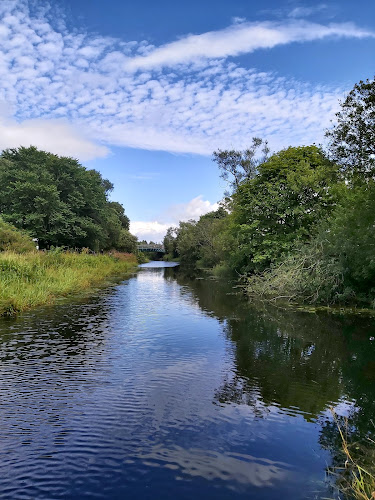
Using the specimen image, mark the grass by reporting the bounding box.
[0,250,138,317]
[330,409,375,499]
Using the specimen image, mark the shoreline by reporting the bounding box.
[0,251,138,318]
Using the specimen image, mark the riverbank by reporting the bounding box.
[0,251,138,317]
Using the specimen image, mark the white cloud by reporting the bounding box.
[0,1,372,159]
[125,20,373,71]
[131,196,220,242]
[130,221,171,243]
[0,110,109,160]
[288,5,328,19]
[167,195,219,223]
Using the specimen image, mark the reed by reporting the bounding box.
[330,409,375,500]
[0,250,137,317]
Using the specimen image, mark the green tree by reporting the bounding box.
[0,146,127,251]
[213,137,269,193]
[326,77,375,180]
[175,207,228,268]
[116,229,138,253]
[246,182,375,306]
[229,145,341,274]
[108,201,130,230]
[325,182,375,297]
[163,227,178,259]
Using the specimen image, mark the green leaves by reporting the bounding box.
[0,146,130,251]
[326,77,375,180]
[229,146,341,274]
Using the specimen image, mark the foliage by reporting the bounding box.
[326,182,375,298]
[229,145,341,274]
[0,219,36,253]
[108,201,130,230]
[326,77,375,180]
[163,227,178,260]
[246,236,345,304]
[246,181,375,306]
[115,229,138,253]
[174,207,229,268]
[0,251,137,317]
[329,410,375,500]
[0,146,131,251]
[136,251,149,264]
[212,137,269,193]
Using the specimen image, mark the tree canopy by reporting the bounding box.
[326,77,375,180]
[212,137,269,193]
[229,145,341,273]
[0,146,132,251]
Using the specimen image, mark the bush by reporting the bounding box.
[246,182,375,307]
[0,220,36,253]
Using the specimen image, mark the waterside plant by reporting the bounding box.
[330,409,375,500]
[0,250,137,317]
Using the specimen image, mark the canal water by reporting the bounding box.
[1,262,375,499]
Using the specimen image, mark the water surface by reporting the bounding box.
[1,262,374,499]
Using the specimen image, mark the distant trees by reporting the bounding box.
[116,229,138,253]
[0,146,134,251]
[164,207,228,268]
[163,227,178,259]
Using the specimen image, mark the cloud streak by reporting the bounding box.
[126,20,373,71]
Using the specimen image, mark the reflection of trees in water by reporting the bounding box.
[174,269,375,428]
[174,268,375,491]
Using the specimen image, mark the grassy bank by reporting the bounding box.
[0,251,138,317]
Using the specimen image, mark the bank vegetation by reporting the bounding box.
[164,77,375,310]
[0,148,140,317]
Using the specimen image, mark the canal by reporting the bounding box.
[1,262,374,499]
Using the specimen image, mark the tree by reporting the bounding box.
[229,146,341,274]
[108,201,130,230]
[326,77,375,180]
[116,229,138,253]
[163,227,178,259]
[0,146,127,250]
[174,207,228,268]
[212,137,270,193]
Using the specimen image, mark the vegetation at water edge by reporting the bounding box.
[164,76,375,309]
[328,410,375,500]
[0,248,137,317]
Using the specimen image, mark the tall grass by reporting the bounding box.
[330,409,375,499]
[0,251,137,317]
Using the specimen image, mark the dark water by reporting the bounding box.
[1,262,375,499]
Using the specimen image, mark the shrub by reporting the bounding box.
[0,220,36,253]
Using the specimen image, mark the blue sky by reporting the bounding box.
[0,0,374,241]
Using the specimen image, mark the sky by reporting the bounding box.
[0,0,374,241]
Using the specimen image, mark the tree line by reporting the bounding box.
[0,146,137,253]
[164,77,375,307]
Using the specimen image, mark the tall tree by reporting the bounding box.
[229,146,341,273]
[0,146,127,250]
[212,137,269,193]
[326,77,375,180]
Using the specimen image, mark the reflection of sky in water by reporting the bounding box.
[0,264,374,499]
